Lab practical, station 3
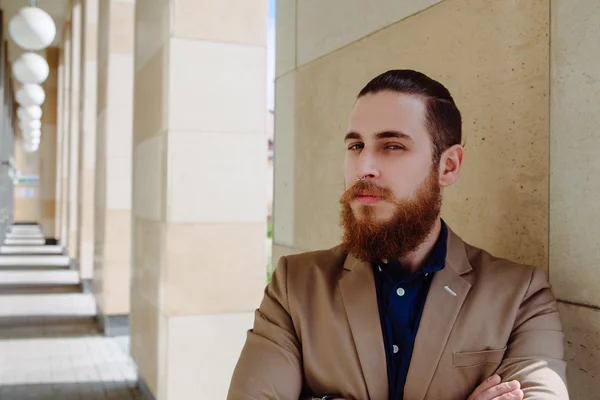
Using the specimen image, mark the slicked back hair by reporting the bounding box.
[358,69,462,163]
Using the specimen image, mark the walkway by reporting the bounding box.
[0,224,141,400]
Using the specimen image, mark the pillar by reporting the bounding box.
[55,46,64,240]
[67,1,83,258]
[94,0,134,330]
[58,23,72,247]
[39,47,59,237]
[77,0,99,284]
[131,0,268,398]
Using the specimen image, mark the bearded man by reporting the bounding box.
[227,70,569,400]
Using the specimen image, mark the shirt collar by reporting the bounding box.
[420,219,448,275]
[375,220,449,278]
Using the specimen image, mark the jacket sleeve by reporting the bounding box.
[227,256,304,400]
[494,266,570,399]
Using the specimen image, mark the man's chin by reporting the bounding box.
[352,206,394,222]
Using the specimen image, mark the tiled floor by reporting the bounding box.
[0,270,142,400]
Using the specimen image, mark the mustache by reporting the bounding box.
[340,180,394,203]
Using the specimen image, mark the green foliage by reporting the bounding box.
[266,252,273,284]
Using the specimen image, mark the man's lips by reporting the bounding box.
[356,193,383,205]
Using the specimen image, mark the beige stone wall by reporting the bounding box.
[273,0,597,396]
[131,0,268,398]
[77,0,99,280]
[39,47,59,236]
[550,0,600,393]
[94,0,134,316]
[275,0,549,267]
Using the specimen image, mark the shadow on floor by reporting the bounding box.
[0,284,81,295]
[0,315,99,339]
[0,381,142,400]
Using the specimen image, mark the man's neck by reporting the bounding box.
[397,218,442,274]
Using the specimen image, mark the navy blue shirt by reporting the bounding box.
[372,222,448,399]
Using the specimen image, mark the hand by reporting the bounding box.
[467,374,524,400]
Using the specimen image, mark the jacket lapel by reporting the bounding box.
[403,228,473,400]
[339,254,388,400]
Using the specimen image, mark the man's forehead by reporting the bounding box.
[348,91,427,136]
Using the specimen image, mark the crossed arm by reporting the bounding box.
[227,257,304,399]
[488,266,569,399]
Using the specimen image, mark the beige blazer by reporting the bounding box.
[228,227,569,399]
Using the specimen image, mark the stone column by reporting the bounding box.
[55,45,65,240]
[77,0,99,284]
[58,23,72,247]
[131,1,268,398]
[39,47,59,237]
[67,1,83,258]
[94,0,134,331]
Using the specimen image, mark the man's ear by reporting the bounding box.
[439,144,464,187]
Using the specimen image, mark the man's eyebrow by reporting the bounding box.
[344,132,362,141]
[344,130,413,141]
[375,131,413,141]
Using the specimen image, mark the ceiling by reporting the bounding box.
[0,0,69,62]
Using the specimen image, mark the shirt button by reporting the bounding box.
[396,287,405,297]
[393,345,399,354]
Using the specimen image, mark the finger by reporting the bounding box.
[471,375,501,396]
[470,375,502,398]
[478,380,520,400]
[494,389,524,400]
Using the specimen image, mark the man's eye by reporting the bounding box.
[348,143,363,150]
[386,144,405,150]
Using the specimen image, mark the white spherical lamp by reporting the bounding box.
[23,141,39,153]
[25,134,41,144]
[17,105,42,121]
[12,52,49,84]
[23,129,41,139]
[15,83,45,106]
[19,119,42,131]
[9,7,56,51]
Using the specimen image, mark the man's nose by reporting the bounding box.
[355,151,379,180]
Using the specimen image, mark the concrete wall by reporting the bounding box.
[273,0,599,396]
[550,0,600,392]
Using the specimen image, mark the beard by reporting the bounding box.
[339,166,442,262]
